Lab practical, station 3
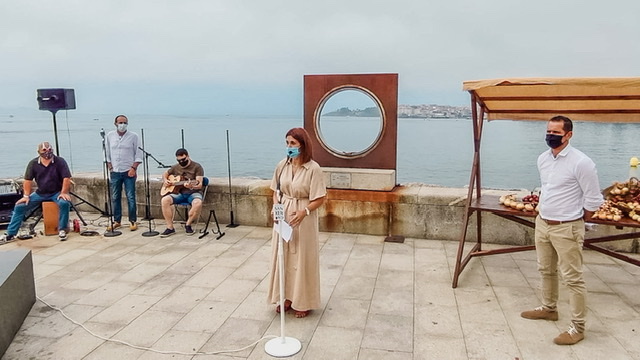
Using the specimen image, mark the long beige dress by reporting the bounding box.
[268,158,327,311]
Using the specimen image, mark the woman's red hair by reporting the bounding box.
[286,127,313,164]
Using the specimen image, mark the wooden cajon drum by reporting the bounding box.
[42,202,59,235]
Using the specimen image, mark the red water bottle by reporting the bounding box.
[73,219,81,233]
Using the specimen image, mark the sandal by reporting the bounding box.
[276,299,292,314]
[294,309,311,318]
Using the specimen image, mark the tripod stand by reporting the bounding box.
[100,128,121,237]
[138,129,170,237]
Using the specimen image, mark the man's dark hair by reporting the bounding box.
[549,115,573,132]
[175,148,189,157]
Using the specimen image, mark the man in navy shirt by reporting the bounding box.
[2,142,72,241]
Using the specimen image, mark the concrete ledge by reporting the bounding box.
[0,249,35,358]
[68,174,639,253]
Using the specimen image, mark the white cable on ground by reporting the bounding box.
[36,295,277,356]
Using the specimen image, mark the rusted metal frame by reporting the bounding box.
[458,241,482,276]
[453,93,484,288]
[489,109,640,114]
[469,212,536,255]
[475,104,485,195]
[481,95,640,101]
[470,245,536,257]
[493,213,536,228]
[452,182,478,288]
[583,243,640,266]
[474,104,485,253]
[585,231,640,244]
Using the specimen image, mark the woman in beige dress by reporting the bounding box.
[268,127,327,318]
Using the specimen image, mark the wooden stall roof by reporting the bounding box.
[462,77,640,122]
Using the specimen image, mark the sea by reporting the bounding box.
[1,111,639,191]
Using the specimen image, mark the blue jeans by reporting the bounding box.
[110,171,137,223]
[7,192,71,236]
[169,192,203,205]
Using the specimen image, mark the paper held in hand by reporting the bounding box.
[272,204,292,242]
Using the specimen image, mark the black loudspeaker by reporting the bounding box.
[37,88,76,112]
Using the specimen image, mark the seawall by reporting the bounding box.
[70,174,639,253]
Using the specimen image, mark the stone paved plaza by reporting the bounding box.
[1,214,639,360]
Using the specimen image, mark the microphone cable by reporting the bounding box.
[35,295,278,356]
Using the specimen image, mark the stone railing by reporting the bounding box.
[70,173,638,253]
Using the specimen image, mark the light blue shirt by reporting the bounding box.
[537,144,604,221]
[105,130,143,173]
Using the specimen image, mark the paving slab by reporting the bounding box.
[1,213,639,360]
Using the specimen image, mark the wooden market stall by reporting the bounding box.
[452,77,640,288]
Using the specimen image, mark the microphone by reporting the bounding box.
[100,128,105,138]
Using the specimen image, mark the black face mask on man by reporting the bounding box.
[41,149,54,160]
[178,158,189,167]
[545,134,564,149]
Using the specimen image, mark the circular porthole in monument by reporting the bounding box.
[315,87,384,159]
[304,73,398,191]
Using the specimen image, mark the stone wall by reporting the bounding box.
[70,174,639,253]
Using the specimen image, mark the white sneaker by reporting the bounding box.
[59,230,68,241]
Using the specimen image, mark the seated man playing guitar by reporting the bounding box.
[160,148,205,237]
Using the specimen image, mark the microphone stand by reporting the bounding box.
[226,130,238,227]
[101,128,121,237]
[137,137,170,237]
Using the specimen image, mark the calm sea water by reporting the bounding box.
[1,111,638,190]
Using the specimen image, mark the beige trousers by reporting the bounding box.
[534,216,587,328]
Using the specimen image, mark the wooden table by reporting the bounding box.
[452,194,640,287]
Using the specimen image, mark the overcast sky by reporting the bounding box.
[1,0,638,116]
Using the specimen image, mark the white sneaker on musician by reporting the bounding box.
[59,230,68,241]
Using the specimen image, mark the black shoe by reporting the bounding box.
[2,234,16,242]
[185,225,194,235]
[160,228,176,238]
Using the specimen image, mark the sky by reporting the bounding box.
[1,0,639,116]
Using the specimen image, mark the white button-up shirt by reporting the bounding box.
[105,130,143,173]
[537,145,604,221]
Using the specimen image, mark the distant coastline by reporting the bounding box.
[324,104,472,119]
[323,107,380,117]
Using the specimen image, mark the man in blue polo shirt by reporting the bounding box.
[2,142,72,241]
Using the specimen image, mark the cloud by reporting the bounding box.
[1,0,639,113]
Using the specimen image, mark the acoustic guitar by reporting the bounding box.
[160,175,199,196]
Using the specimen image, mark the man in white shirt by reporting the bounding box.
[105,115,143,231]
[521,116,604,345]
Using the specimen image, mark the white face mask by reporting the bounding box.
[117,123,128,132]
